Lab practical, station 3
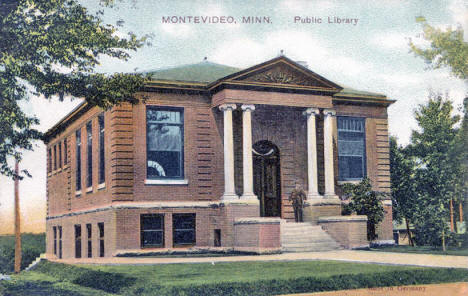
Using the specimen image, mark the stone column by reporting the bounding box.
[304,107,321,199]
[323,109,337,198]
[219,104,238,201]
[241,104,257,200]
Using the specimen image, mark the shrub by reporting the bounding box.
[340,178,386,240]
[34,261,136,293]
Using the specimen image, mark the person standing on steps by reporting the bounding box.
[289,185,306,222]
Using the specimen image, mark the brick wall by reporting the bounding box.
[114,206,220,251]
[233,218,281,253]
[131,92,224,202]
[46,210,115,259]
[47,106,113,217]
[376,204,394,241]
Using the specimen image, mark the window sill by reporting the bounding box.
[75,190,82,197]
[337,180,363,185]
[173,244,196,248]
[145,179,189,185]
[98,183,106,190]
[141,245,164,249]
[86,187,93,193]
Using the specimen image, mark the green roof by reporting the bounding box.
[142,61,240,83]
[335,87,386,98]
[142,59,387,99]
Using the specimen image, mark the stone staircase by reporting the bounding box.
[281,221,343,252]
[25,253,46,271]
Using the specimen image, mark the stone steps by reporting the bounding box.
[281,221,342,252]
[25,253,46,271]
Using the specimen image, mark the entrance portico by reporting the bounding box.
[217,100,339,219]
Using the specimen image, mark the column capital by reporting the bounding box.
[241,104,255,112]
[219,104,237,112]
[323,108,336,116]
[303,107,320,116]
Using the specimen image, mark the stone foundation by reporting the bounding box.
[303,199,341,224]
[318,215,369,249]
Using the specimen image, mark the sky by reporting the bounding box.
[0,0,466,234]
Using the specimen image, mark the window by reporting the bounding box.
[146,107,184,179]
[75,224,81,258]
[98,222,104,257]
[86,223,92,258]
[214,229,221,247]
[58,226,62,259]
[53,226,57,255]
[58,141,62,169]
[53,145,57,171]
[48,148,52,173]
[140,214,164,247]
[173,214,196,246]
[98,114,105,185]
[64,138,68,165]
[86,122,92,188]
[76,130,82,191]
[337,117,366,181]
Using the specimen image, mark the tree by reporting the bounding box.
[389,136,417,246]
[408,93,463,250]
[341,178,385,241]
[0,0,147,179]
[409,21,468,80]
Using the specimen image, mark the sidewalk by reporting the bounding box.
[49,250,468,269]
[281,282,468,296]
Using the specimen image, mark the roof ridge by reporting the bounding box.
[140,60,241,74]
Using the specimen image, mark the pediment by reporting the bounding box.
[222,58,341,91]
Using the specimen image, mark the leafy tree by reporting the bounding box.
[341,178,385,241]
[408,93,463,250]
[0,0,147,179]
[389,136,417,246]
[409,21,468,80]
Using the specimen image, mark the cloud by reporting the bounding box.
[379,72,424,87]
[448,0,467,28]
[370,32,413,50]
[280,0,337,13]
[159,22,195,39]
[211,37,272,67]
[211,30,375,80]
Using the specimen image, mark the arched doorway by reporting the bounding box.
[253,140,281,217]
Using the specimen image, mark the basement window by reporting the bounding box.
[74,224,81,259]
[173,214,196,246]
[141,214,164,248]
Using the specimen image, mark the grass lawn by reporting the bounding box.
[370,245,468,256]
[1,260,468,296]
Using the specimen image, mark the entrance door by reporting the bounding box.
[253,141,281,217]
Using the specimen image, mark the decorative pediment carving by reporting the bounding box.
[234,63,331,88]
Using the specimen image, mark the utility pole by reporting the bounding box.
[14,160,21,273]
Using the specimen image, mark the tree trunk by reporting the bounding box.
[441,227,446,252]
[14,161,21,273]
[460,202,463,222]
[405,217,414,246]
[450,199,454,231]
